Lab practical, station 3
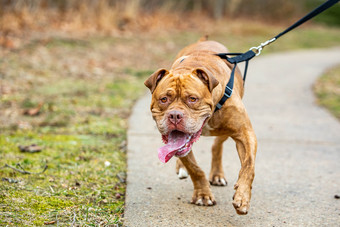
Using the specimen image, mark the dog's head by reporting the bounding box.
[144,65,219,162]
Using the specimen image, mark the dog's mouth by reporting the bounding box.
[158,121,206,163]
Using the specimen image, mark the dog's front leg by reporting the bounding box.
[232,129,257,215]
[179,150,216,206]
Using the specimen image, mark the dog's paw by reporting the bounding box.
[232,184,251,215]
[209,174,227,186]
[177,167,188,179]
[191,188,216,206]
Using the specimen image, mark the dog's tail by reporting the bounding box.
[198,35,209,42]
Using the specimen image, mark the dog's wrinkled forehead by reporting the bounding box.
[145,55,219,95]
[158,72,200,94]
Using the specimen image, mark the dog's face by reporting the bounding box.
[144,67,219,162]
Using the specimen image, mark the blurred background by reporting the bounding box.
[1,0,339,38]
[1,0,339,226]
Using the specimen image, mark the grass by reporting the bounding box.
[0,36,148,225]
[314,64,340,120]
[0,20,340,225]
[1,132,126,225]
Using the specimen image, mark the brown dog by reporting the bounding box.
[144,39,257,215]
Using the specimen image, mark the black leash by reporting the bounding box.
[214,0,339,112]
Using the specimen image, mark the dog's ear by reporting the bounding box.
[193,68,219,92]
[144,68,169,93]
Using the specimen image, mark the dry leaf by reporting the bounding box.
[23,102,43,116]
[18,144,42,153]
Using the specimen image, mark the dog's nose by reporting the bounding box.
[168,110,183,125]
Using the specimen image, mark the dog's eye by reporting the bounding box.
[189,97,197,103]
[160,97,168,103]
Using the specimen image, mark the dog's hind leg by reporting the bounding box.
[176,159,188,179]
[209,135,228,186]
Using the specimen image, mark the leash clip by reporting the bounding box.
[250,38,276,56]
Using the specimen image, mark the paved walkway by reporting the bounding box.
[125,48,340,227]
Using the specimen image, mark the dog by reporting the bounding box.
[144,38,257,215]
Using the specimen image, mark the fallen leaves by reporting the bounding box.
[18,144,42,153]
[115,193,121,199]
[23,102,44,116]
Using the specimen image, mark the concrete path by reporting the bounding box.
[125,48,340,227]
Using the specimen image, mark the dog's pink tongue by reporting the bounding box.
[158,131,187,163]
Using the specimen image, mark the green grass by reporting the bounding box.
[0,132,126,225]
[0,20,340,225]
[314,64,340,120]
[0,36,148,225]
